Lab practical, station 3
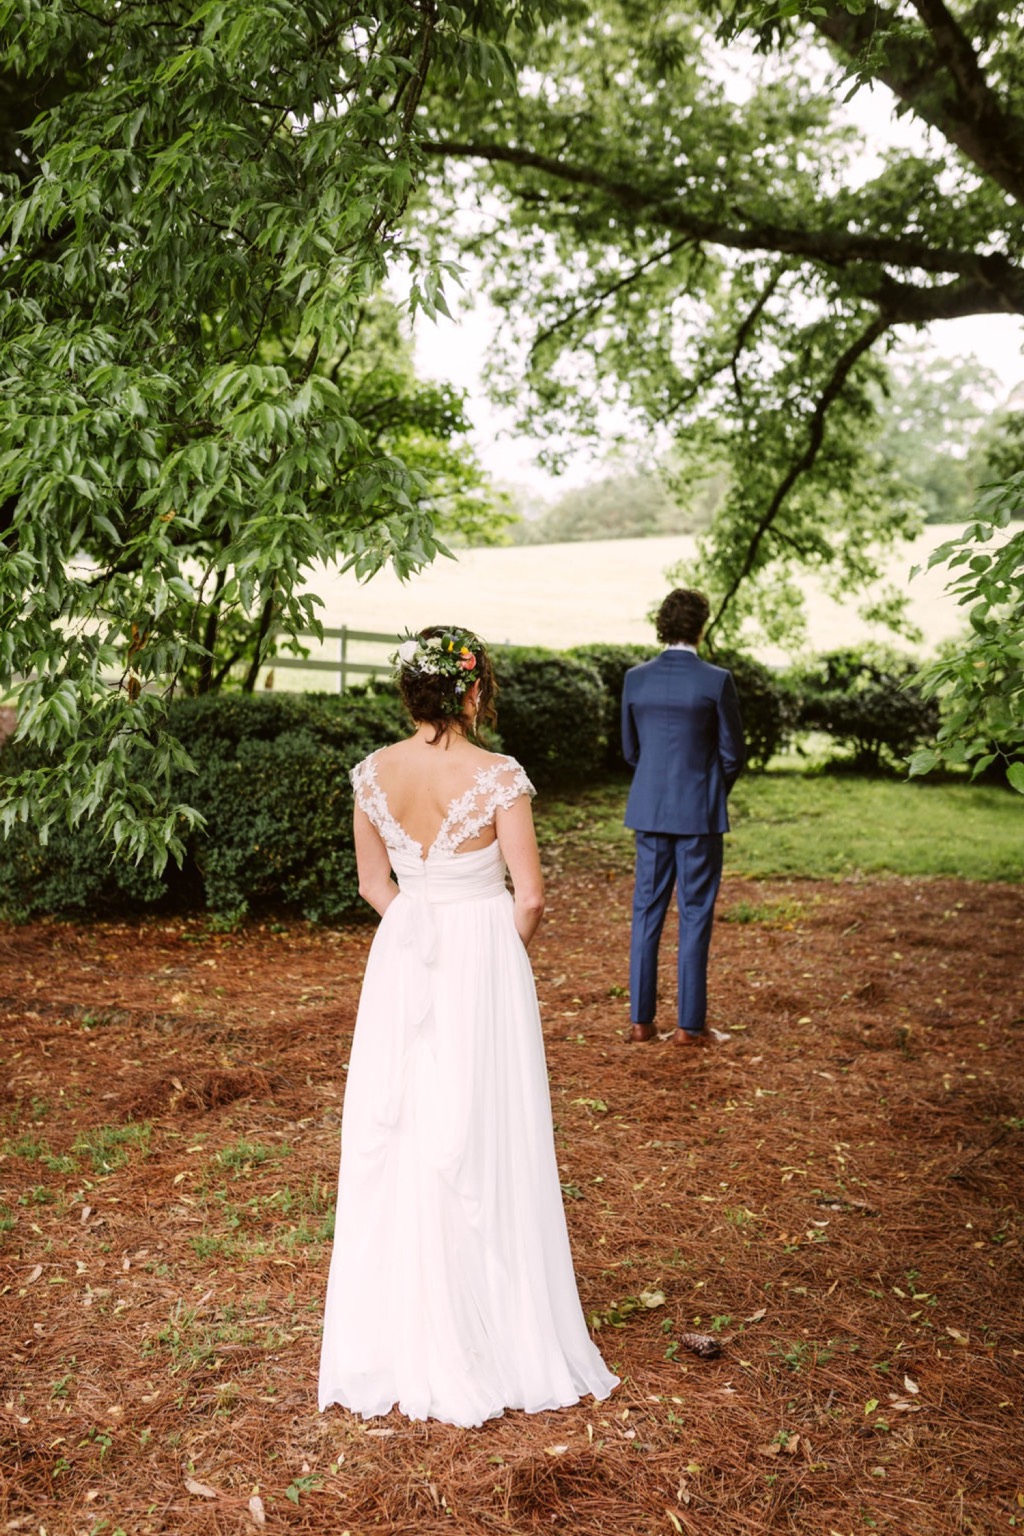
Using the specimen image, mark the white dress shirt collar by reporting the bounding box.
[665,642,698,654]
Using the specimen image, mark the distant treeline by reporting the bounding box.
[509,468,722,544]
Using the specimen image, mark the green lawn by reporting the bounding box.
[536,771,1022,882]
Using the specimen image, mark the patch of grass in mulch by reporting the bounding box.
[1,870,1022,1535]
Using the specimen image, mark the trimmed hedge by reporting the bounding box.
[492,647,606,785]
[0,640,941,923]
[568,643,658,769]
[710,650,801,770]
[0,651,609,920]
[0,809,169,924]
[791,648,940,771]
[0,691,408,923]
[166,688,407,758]
[567,643,797,772]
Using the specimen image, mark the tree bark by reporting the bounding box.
[812,2,1024,206]
[241,589,277,695]
[196,570,226,696]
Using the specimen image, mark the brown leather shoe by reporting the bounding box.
[630,1022,658,1043]
[673,1027,731,1047]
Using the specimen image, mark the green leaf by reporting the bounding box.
[906,748,937,779]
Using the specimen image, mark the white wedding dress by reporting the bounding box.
[318,750,618,1427]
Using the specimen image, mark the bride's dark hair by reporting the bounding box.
[397,625,498,743]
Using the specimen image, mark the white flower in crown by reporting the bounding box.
[397,639,420,664]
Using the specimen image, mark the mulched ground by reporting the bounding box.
[1,863,1022,1536]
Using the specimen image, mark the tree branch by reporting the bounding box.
[812,2,1024,206]
[422,138,1024,317]
[196,567,227,696]
[240,582,277,693]
[528,234,698,358]
[705,313,892,643]
[911,0,993,112]
[644,269,788,427]
[730,267,785,417]
[869,267,1024,321]
[401,0,437,135]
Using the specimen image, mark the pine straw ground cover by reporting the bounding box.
[1,862,1022,1536]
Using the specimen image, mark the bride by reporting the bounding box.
[318,624,618,1427]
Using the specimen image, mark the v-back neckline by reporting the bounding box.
[369,752,492,862]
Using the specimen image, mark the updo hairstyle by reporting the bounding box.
[397,625,498,743]
[656,588,710,646]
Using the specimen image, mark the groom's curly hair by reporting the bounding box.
[656,588,710,646]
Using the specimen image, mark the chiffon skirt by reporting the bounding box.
[318,844,618,1427]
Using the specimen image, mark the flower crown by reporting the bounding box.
[392,628,482,716]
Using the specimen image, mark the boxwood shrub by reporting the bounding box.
[709,650,801,770]
[1,638,932,923]
[791,648,940,771]
[492,647,606,784]
[0,796,169,923]
[569,642,795,771]
[0,690,408,923]
[567,643,658,769]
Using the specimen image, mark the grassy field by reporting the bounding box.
[266,526,965,676]
[536,770,1022,883]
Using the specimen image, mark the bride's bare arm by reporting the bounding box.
[496,796,545,948]
[353,806,397,917]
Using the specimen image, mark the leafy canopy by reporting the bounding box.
[0,0,555,866]
[417,0,1024,775]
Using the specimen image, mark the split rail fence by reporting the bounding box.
[267,626,398,692]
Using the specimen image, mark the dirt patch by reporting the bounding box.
[1,870,1022,1535]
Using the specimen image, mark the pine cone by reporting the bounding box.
[678,1331,721,1359]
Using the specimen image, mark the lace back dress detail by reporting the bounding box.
[350,752,535,859]
[318,750,618,1428]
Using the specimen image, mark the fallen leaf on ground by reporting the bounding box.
[184,1476,218,1499]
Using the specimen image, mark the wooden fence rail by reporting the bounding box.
[268,626,398,692]
[5,628,400,702]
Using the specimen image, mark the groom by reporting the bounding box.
[621,589,745,1048]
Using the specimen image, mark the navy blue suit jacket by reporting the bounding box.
[621,650,745,834]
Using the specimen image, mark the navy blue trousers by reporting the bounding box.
[629,831,723,1034]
